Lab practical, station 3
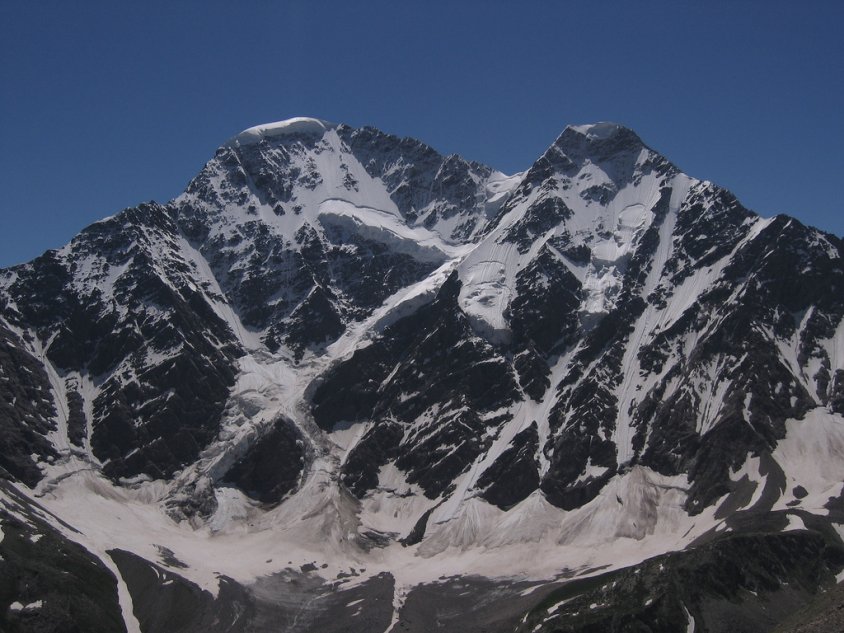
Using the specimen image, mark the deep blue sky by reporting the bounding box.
[1,1,842,267]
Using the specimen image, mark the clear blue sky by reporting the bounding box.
[2,1,842,267]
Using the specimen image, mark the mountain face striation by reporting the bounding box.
[2,117,844,633]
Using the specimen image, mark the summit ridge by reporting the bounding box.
[225,116,337,147]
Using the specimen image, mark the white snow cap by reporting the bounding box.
[553,122,646,160]
[567,122,628,140]
[225,117,336,148]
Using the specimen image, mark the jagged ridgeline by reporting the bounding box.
[1,118,843,633]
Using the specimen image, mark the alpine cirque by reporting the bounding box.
[2,118,843,633]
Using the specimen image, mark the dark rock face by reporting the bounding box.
[518,530,844,633]
[477,422,540,509]
[508,245,582,358]
[774,572,844,633]
[1,202,242,483]
[392,576,567,633]
[175,123,494,360]
[0,482,126,633]
[633,212,842,513]
[501,169,844,516]
[0,324,58,487]
[537,305,634,508]
[93,349,238,481]
[221,417,305,504]
[111,550,397,633]
[0,121,503,506]
[178,204,441,359]
[313,273,520,499]
[503,197,573,254]
[339,422,404,497]
[400,506,438,547]
[109,549,251,633]
[337,125,493,241]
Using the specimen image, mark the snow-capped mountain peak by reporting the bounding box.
[1,118,843,633]
[553,121,648,161]
[567,121,638,141]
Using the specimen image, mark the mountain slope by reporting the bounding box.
[1,118,843,633]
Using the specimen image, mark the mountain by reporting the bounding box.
[1,117,843,633]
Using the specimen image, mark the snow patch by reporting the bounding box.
[784,514,806,531]
[317,199,457,263]
[359,464,434,537]
[568,122,626,140]
[683,604,696,633]
[208,487,255,533]
[772,409,844,512]
[225,117,335,147]
[9,600,43,612]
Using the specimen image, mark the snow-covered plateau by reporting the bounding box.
[1,118,843,632]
